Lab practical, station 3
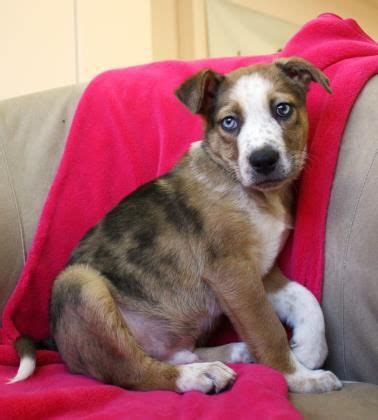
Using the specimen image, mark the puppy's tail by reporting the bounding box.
[8,335,36,384]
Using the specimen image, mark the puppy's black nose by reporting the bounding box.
[249,147,280,175]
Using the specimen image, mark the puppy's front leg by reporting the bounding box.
[264,266,328,369]
[206,258,342,393]
[206,258,294,374]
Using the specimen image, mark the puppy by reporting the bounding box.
[12,57,342,394]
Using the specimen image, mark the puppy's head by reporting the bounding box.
[176,57,331,191]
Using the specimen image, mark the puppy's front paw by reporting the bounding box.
[286,367,342,393]
[176,362,236,393]
[290,330,328,370]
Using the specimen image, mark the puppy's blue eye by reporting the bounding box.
[221,116,239,132]
[275,103,293,119]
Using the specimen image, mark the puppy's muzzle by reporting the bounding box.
[249,146,279,175]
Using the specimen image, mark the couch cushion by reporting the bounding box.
[0,85,84,316]
[290,382,378,419]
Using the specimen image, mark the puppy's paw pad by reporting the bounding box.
[287,368,342,393]
[176,362,236,394]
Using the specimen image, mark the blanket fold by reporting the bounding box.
[0,13,377,419]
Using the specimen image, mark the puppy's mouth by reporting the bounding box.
[239,172,289,191]
[248,167,292,191]
[251,177,288,191]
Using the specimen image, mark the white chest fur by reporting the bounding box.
[234,189,291,276]
[252,207,289,276]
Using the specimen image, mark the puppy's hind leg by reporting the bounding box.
[169,343,254,365]
[194,343,255,364]
[51,265,236,393]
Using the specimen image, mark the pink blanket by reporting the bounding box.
[1,14,377,419]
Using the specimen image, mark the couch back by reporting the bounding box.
[0,78,377,384]
[323,76,378,384]
[0,85,84,313]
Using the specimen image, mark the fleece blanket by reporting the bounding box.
[0,14,377,419]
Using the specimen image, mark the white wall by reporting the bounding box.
[0,0,153,100]
[0,0,77,100]
[1,0,376,100]
[76,0,153,82]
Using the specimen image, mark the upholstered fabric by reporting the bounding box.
[290,382,378,419]
[0,85,84,315]
[323,75,378,384]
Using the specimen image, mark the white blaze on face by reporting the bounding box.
[230,73,290,187]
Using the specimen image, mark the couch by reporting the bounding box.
[0,75,377,418]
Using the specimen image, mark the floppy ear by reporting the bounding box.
[175,69,225,115]
[274,57,332,94]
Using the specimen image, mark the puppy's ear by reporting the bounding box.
[175,69,225,115]
[275,57,332,94]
